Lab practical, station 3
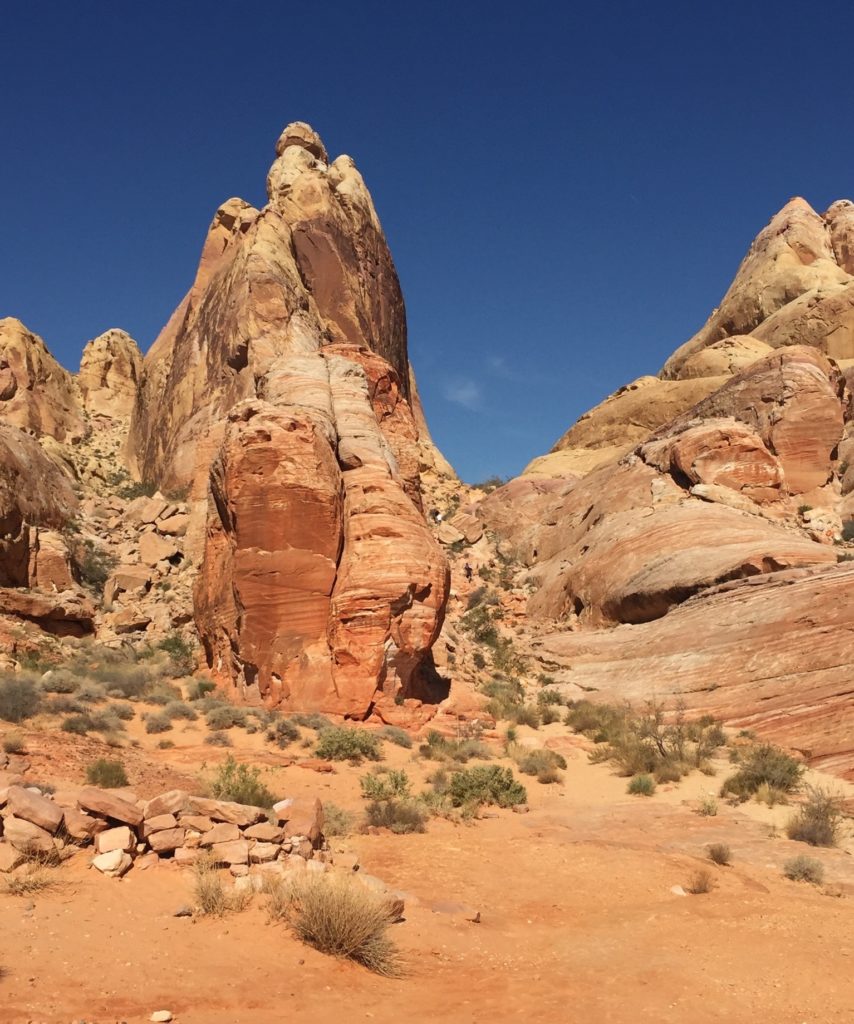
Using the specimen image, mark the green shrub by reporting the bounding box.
[267,718,300,748]
[378,726,413,749]
[448,765,527,808]
[0,677,41,723]
[158,632,195,675]
[841,520,854,542]
[721,744,803,800]
[86,758,129,788]
[209,756,274,808]
[40,672,78,694]
[418,730,491,764]
[205,704,247,731]
[365,799,427,834]
[472,651,486,670]
[540,706,560,726]
[537,689,564,707]
[111,702,135,721]
[187,679,217,701]
[73,539,117,592]
[289,712,333,731]
[315,727,382,763]
[707,843,731,866]
[783,855,824,884]
[627,774,656,796]
[145,712,173,734]
[46,695,84,715]
[164,700,198,722]
[786,786,844,847]
[61,714,93,735]
[565,700,629,742]
[360,770,411,802]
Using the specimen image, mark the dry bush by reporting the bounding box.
[3,867,61,897]
[687,868,715,894]
[721,744,803,800]
[193,855,249,916]
[786,786,845,848]
[783,855,824,884]
[280,876,402,976]
[707,843,732,866]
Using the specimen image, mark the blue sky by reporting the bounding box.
[3,1,854,481]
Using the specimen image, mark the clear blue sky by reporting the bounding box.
[3,1,854,482]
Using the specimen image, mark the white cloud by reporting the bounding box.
[443,378,482,410]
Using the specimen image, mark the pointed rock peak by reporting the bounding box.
[79,329,143,418]
[274,121,328,164]
[212,197,259,232]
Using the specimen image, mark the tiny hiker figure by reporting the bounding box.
[464,562,474,582]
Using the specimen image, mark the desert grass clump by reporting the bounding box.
[61,713,93,735]
[323,803,355,837]
[164,700,197,722]
[193,855,247,916]
[364,799,428,834]
[144,712,173,734]
[315,727,382,763]
[627,774,656,797]
[721,743,803,801]
[208,756,274,808]
[697,794,718,817]
[707,843,732,866]
[281,876,402,976]
[3,865,61,897]
[515,747,566,782]
[783,854,825,884]
[785,786,844,848]
[687,868,715,894]
[2,733,25,754]
[418,730,491,764]
[448,764,527,809]
[378,725,413,749]
[204,732,232,747]
[266,718,300,748]
[0,676,41,723]
[86,758,128,788]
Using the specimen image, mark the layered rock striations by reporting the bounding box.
[124,123,449,715]
[477,198,854,776]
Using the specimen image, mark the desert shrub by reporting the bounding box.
[157,739,175,749]
[158,632,195,674]
[466,586,488,610]
[3,864,62,897]
[448,765,527,808]
[481,676,524,720]
[565,700,629,742]
[783,855,824,884]
[86,758,129,788]
[707,843,732,866]
[492,637,527,676]
[697,795,718,817]
[418,730,491,764]
[97,666,152,699]
[627,774,656,797]
[289,712,334,731]
[267,718,300,748]
[187,679,216,701]
[204,732,232,747]
[687,868,715,894]
[654,762,685,784]
[841,520,854,542]
[2,733,25,754]
[209,756,274,808]
[516,748,566,778]
[323,803,355,837]
[164,700,197,722]
[365,799,428,834]
[472,651,486,670]
[460,605,500,647]
[205,704,247,731]
[537,689,564,707]
[43,695,85,715]
[754,782,789,807]
[73,539,117,591]
[786,786,844,847]
[40,672,78,694]
[360,769,412,802]
[378,725,413,749]
[536,766,561,784]
[280,876,402,976]
[0,676,41,723]
[111,702,135,721]
[142,682,182,706]
[512,704,541,729]
[144,712,173,734]
[721,744,803,800]
[540,706,560,726]
[315,727,381,763]
[61,714,93,734]
[88,709,125,734]
[76,681,107,703]
[194,854,248,916]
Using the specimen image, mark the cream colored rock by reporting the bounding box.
[0,318,86,441]
[92,848,133,877]
[96,826,135,855]
[78,329,143,419]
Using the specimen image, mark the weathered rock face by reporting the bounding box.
[127,122,409,494]
[195,349,448,717]
[113,122,450,714]
[478,197,854,777]
[78,329,143,419]
[0,318,86,443]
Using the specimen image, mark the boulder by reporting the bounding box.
[139,533,180,566]
[78,329,143,419]
[5,785,63,833]
[187,797,265,827]
[210,839,250,866]
[243,822,283,842]
[2,815,54,853]
[92,848,133,877]
[148,828,185,854]
[199,822,240,846]
[77,787,143,827]
[96,826,135,855]
[0,843,25,872]
[141,813,178,838]
[281,797,324,845]
[144,790,190,818]
[63,807,106,842]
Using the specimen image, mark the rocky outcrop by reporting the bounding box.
[194,348,448,717]
[0,318,86,443]
[78,329,143,419]
[126,122,410,494]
